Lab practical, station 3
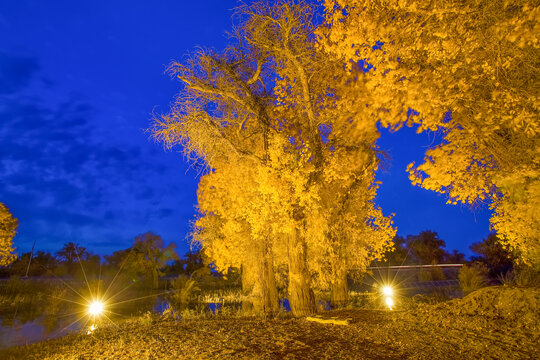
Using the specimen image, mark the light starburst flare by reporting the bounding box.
[380,285,396,310]
[382,286,394,296]
[87,299,105,317]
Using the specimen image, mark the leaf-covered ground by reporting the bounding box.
[2,287,538,359]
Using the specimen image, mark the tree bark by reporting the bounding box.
[330,267,349,309]
[152,267,159,290]
[288,228,316,316]
[257,248,279,316]
[241,264,255,314]
[241,244,278,316]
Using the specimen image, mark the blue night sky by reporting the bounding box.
[0,0,491,258]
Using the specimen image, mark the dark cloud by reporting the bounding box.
[0,52,39,94]
[154,208,174,218]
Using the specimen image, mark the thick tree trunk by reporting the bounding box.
[288,228,316,316]
[257,249,279,316]
[330,267,349,309]
[241,264,255,314]
[241,244,278,316]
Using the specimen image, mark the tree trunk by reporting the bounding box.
[241,264,255,314]
[330,267,349,309]
[288,228,316,316]
[257,248,279,316]
[241,244,278,316]
[152,267,159,290]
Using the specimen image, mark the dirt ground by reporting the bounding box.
[1,286,538,359]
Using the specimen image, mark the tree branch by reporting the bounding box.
[247,59,263,85]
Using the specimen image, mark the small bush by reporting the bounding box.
[458,263,487,295]
[497,267,540,287]
[136,311,155,326]
[161,303,181,320]
[348,291,378,309]
[2,276,36,297]
[497,270,514,286]
[418,269,433,282]
[418,266,446,282]
[431,266,446,281]
[513,267,540,286]
[168,275,200,310]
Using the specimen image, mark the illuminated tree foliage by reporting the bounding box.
[322,0,539,267]
[0,202,18,266]
[153,0,394,316]
[194,161,281,314]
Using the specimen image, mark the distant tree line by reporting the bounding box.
[380,230,514,277]
[0,232,209,288]
[0,229,515,286]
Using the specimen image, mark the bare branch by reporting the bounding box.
[246,59,263,85]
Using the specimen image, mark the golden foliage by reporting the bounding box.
[153,1,395,312]
[322,0,539,267]
[0,202,18,266]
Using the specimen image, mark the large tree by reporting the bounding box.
[470,233,515,276]
[241,0,395,312]
[131,232,179,289]
[406,230,446,265]
[0,202,17,266]
[56,242,89,265]
[321,0,539,267]
[168,249,205,276]
[153,0,394,316]
[105,234,178,289]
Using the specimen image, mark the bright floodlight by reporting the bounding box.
[382,286,394,296]
[385,296,394,310]
[88,300,104,317]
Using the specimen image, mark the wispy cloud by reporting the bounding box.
[0,52,39,94]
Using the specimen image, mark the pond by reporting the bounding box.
[0,292,160,349]
[0,317,80,349]
[0,296,248,349]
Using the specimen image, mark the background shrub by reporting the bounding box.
[459,263,488,295]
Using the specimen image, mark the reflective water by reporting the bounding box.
[0,298,229,349]
[0,317,80,349]
[0,294,158,349]
[1,296,285,349]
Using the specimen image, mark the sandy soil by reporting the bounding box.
[1,287,538,359]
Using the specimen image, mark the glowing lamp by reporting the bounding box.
[88,300,105,317]
[382,286,394,296]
